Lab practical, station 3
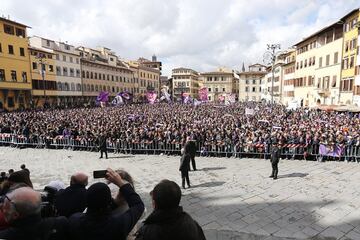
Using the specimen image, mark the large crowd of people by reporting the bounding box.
[0,102,359,153]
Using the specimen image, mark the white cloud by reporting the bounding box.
[0,0,359,76]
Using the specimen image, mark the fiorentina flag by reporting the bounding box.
[120,91,132,101]
[198,87,208,102]
[227,93,236,103]
[146,91,157,104]
[319,144,344,157]
[96,91,109,103]
[218,95,225,102]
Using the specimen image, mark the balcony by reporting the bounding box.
[317,88,330,96]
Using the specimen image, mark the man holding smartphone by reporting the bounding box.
[69,168,145,240]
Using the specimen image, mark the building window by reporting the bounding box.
[245,86,249,92]
[90,72,93,79]
[11,70,17,81]
[63,67,68,76]
[46,40,50,46]
[326,54,330,66]
[8,45,14,54]
[69,57,73,63]
[32,62,37,70]
[319,57,322,68]
[76,69,80,77]
[252,87,256,92]
[19,47,25,56]
[76,58,79,64]
[65,45,70,50]
[0,43,2,52]
[222,88,226,92]
[56,66,61,75]
[70,68,74,77]
[7,97,14,108]
[49,65,54,72]
[0,69,5,81]
[208,88,211,92]
[21,72,27,82]
[63,55,66,61]
[334,52,338,64]
[4,24,14,35]
[56,54,60,60]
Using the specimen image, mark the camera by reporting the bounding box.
[40,186,58,218]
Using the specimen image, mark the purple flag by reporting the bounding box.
[96,91,109,103]
[319,144,344,157]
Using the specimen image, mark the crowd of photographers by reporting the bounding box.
[0,165,206,240]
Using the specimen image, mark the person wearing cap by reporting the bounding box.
[69,168,144,240]
[135,180,205,240]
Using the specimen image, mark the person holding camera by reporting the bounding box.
[69,168,144,240]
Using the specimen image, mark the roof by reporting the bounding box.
[293,21,343,46]
[172,67,198,73]
[0,17,30,28]
[201,71,233,76]
[28,46,54,54]
[249,63,266,67]
[340,8,360,21]
[239,71,267,75]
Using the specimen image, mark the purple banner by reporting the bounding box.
[319,144,344,157]
[96,91,109,103]
[146,91,157,104]
[198,87,208,102]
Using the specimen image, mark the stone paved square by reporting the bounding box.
[1,147,360,239]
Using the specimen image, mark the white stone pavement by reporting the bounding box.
[1,147,360,239]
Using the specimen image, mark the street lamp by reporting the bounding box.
[263,44,281,106]
[35,53,46,107]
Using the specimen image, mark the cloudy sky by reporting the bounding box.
[1,0,359,76]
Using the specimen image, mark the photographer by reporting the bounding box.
[69,168,144,240]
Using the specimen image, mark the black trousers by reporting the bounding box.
[190,155,196,170]
[271,162,278,178]
[100,149,108,159]
[181,170,190,187]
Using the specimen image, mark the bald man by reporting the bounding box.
[0,187,68,240]
[55,172,88,217]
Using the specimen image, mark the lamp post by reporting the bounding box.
[263,44,281,106]
[35,53,46,107]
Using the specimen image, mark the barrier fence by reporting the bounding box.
[0,134,359,161]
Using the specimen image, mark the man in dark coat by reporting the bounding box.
[179,151,191,189]
[184,138,197,171]
[55,172,88,217]
[269,144,281,180]
[68,168,144,240]
[135,180,205,240]
[99,133,108,159]
[0,187,69,240]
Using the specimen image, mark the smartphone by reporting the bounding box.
[93,170,107,179]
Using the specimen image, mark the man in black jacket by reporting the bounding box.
[69,168,144,240]
[0,187,69,240]
[98,133,108,159]
[135,180,205,240]
[184,138,197,171]
[269,144,281,180]
[179,152,191,189]
[55,172,88,217]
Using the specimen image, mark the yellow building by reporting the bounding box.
[282,50,296,105]
[29,46,56,107]
[0,17,32,110]
[340,9,360,105]
[172,68,200,99]
[201,67,237,102]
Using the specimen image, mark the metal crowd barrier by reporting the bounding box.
[0,133,358,161]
